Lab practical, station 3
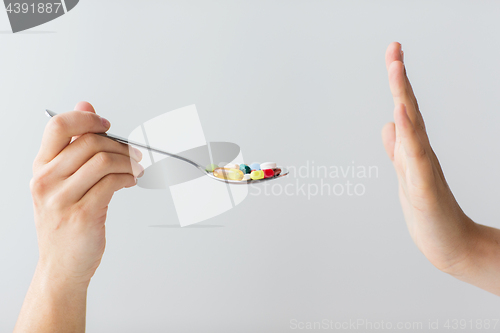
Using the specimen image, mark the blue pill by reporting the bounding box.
[249,162,260,170]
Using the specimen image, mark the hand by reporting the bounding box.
[381,43,477,274]
[30,102,144,284]
[14,102,144,333]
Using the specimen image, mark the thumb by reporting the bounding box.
[75,101,96,113]
[72,101,98,141]
[382,122,396,161]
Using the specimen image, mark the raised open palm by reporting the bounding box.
[382,42,477,275]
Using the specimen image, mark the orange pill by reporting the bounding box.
[213,168,244,181]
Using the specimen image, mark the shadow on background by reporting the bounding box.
[149,224,224,228]
[0,31,56,34]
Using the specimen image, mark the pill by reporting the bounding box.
[242,174,252,181]
[205,164,218,172]
[213,168,244,181]
[249,162,261,170]
[250,170,264,180]
[224,163,239,169]
[263,169,275,178]
[260,162,277,170]
[274,168,282,176]
[239,164,251,174]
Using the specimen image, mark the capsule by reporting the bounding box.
[263,169,275,178]
[239,164,251,174]
[205,164,218,172]
[213,167,244,181]
[224,163,239,169]
[261,162,277,170]
[250,170,264,180]
[249,163,261,170]
[274,168,282,177]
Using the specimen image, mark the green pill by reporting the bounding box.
[206,164,218,172]
[239,164,251,174]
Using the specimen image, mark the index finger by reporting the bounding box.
[34,111,111,169]
[385,41,403,70]
[385,43,427,138]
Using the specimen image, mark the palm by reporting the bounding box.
[382,42,471,272]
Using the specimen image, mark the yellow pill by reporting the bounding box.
[250,170,264,180]
[213,167,244,181]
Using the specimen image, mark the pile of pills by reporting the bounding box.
[209,162,282,181]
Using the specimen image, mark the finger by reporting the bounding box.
[388,61,427,131]
[382,122,396,161]
[79,173,136,212]
[35,111,111,168]
[387,46,427,139]
[75,101,95,114]
[63,152,144,203]
[402,66,419,111]
[386,42,414,111]
[385,41,403,70]
[388,61,414,113]
[49,133,142,178]
[72,101,96,142]
[386,43,418,109]
[394,104,433,188]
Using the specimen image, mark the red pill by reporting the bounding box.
[274,168,281,176]
[263,169,275,178]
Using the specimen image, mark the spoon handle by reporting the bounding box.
[44,109,206,172]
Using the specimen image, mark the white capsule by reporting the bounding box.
[224,163,239,169]
[242,174,252,181]
[260,162,277,170]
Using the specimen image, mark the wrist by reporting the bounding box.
[438,215,480,276]
[14,260,90,333]
[34,260,91,293]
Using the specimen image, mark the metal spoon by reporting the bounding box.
[45,110,288,185]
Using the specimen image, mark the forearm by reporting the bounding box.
[445,221,500,296]
[14,263,89,333]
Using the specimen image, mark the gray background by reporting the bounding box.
[1,0,500,332]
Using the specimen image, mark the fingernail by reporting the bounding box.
[133,148,143,161]
[400,44,404,63]
[101,117,110,128]
[138,164,145,178]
